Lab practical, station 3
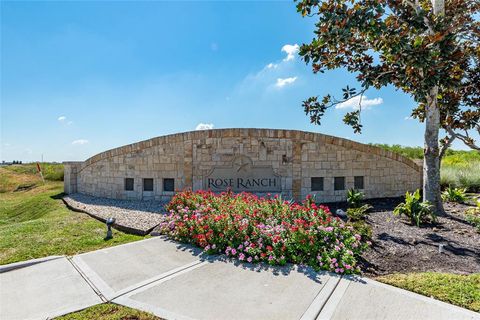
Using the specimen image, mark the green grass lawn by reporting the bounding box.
[377,273,480,312]
[0,168,147,265]
[56,303,160,320]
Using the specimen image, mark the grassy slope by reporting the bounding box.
[377,273,480,312]
[56,303,160,320]
[3,163,64,181]
[0,168,146,265]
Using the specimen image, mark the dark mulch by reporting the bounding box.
[325,197,480,276]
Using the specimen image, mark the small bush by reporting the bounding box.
[347,189,364,208]
[346,204,373,241]
[441,186,467,203]
[347,221,373,240]
[347,204,372,221]
[159,191,369,274]
[394,190,436,227]
[465,201,480,233]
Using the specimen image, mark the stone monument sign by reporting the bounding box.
[204,155,281,192]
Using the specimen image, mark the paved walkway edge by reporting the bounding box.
[0,255,64,273]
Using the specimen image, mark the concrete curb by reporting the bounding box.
[0,255,64,273]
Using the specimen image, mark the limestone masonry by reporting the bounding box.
[64,128,422,202]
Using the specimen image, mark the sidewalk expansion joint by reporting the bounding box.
[67,256,108,303]
[299,275,342,320]
[110,259,208,301]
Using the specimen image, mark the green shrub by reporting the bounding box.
[465,201,480,233]
[394,190,436,227]
[370,144,424,159]
[441,186,467,203]
[347,220,373,240]
[347,189,364,208]
[346,204,373,241]
[347,204,372,221]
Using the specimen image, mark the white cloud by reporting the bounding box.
[72,139,89,145]
[336,96,383,110]
[58,115,73,125]
[281,44,299,61]
[275,77,297,88]
[266,63,278,69]
[195,123,214,130]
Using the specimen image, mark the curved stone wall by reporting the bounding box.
[64,128,422,202]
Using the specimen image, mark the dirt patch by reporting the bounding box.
[353,200,480,276]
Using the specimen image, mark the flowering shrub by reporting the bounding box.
[158,190,369,274]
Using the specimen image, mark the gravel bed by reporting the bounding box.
[63,193,168,235]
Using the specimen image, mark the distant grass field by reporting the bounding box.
[3,162,64,182]
[373,144,480,192]
[0,167,146,265]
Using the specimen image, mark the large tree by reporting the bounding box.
[296,0,479,213]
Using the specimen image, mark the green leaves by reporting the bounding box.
[343,110,363,133]
[414,36,424,48]
[296,0,479,139]
[393,190,436,227]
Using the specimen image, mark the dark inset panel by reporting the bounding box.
[334,177,345,191]
[125,178,134,191]
[143,178,154,191]
[311,177,324,191]
[163,178,174,192]
[354,176,364,190]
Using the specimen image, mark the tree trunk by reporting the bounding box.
[424,87,445,215]
[423,0,445,215]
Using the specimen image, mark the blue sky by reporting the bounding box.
[0,1,469,162]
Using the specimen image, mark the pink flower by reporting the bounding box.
[231,248,237,255]
[239,253,245,260]
[247,256,253,263]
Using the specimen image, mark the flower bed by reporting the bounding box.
[158,190,368,274]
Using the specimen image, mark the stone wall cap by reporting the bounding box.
[77,128,422,173]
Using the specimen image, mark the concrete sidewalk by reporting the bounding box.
[1,237,479,320]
